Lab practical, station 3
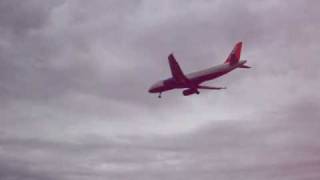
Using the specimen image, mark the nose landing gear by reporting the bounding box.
[158,92,162,98]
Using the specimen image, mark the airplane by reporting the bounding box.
[148,41,250,98]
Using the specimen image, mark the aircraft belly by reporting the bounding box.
[162,78,185,90]
[159,64,238,91]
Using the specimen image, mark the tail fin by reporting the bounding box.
[224,41,242,65]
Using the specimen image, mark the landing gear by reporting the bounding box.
[196,90,200,95]
[158,92,162,98]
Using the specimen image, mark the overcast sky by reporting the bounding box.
[0,0,320,180]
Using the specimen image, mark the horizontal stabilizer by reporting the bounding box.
[198,85,226,90]
[239,64,251,68]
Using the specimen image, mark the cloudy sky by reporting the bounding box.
[1,0,320,179]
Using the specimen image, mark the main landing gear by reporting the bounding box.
[158,92,162,98]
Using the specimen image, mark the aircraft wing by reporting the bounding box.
[197,85,226,90]
[168,54,188,84]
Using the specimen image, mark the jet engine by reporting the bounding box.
[182,88,199,96]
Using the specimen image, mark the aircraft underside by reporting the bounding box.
[148,41,250,98]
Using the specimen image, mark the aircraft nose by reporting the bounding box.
[148,81,163,93]
[148,84,156,93]
[148,87,154,93]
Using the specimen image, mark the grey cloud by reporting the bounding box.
[0,0,64,35]
[2,99,319,180]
